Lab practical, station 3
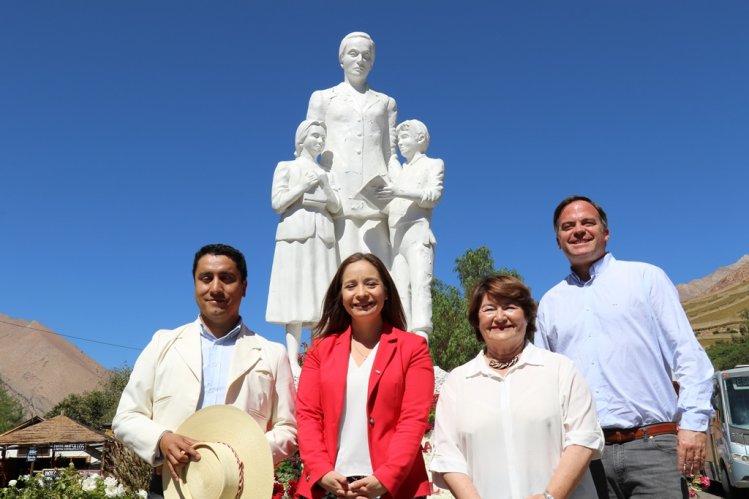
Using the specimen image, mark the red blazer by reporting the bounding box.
[296,324,434,499]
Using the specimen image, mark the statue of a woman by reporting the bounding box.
[266,120,340,376]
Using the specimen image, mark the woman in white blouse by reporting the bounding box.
[430,275,603,499]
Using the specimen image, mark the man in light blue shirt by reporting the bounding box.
[535,195,713,499]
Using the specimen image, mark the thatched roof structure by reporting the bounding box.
[0,417,43,439]
[0,415,106,446]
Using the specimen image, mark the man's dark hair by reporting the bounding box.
[192,244,247,281]
[552,195,609,231]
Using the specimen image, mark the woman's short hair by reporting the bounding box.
[312,252,406,339]
[294,119,326,158]
[467,275,537,343]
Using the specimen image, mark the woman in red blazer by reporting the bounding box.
[296,252,434,499]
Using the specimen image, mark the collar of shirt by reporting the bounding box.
[464,342,545,379]
[568,252,614,285]
[198,317,243,343]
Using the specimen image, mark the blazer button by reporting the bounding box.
[369,417,375,426]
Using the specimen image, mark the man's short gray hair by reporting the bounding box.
[338,32,375,64]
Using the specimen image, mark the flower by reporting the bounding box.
[688,472,711,498]
[699,474,711,488]
[82,475,99,491]
[104,483,119,497]
[287,477,299,497]
[102,477,125,498]
[8,480,16,487]
[137,489,148,498]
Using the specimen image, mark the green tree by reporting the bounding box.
[45,367,131,431]
[0,379,24,433]
[707,309,749,371]
[430,247,522,371]
[44,367,152,492]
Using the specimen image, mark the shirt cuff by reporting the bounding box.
[679,413,710,432]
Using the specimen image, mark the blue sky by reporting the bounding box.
[2,2,747,369]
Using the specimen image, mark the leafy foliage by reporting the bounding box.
[430,247,522,371]
[273,452,301,498]
[45,367,131,431]
[0,464,147,498]
[43,367,152,493]
[706,309,749,371]
[0,379,24,434]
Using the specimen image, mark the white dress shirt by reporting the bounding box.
[430,344,603,499]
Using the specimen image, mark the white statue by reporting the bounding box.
[306,31,398,266]
[266,120,340,376]
[377,120,444,337]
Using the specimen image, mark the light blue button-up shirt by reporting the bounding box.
[198,318,243,409]
[535,253,714,431]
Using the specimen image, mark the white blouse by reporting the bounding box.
[430,343,603,499]
[335,343,380,476]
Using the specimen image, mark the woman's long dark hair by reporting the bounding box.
[312,253,406,339]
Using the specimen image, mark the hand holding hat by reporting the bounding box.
[159,432,201,480]
[163,405,274,499]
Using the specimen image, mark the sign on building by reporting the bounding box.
[52,443,86,451]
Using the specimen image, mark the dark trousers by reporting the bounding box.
[149,472,164,495]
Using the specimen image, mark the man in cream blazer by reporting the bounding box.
[113,244,296,493]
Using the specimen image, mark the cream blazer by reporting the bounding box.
[112,320,297,466]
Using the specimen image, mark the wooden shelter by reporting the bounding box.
[0,415,107,486]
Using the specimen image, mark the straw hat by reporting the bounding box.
[163,405,273,499]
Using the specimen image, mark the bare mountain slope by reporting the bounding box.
[677,254,749,301]
[678,256,749,345]
[0,314,108,417]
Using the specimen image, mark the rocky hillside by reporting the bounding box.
[679,255,749,347]
[0,314,108,418]
[678,255,749,301]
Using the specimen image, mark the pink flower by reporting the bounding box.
[700,474,711,488]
